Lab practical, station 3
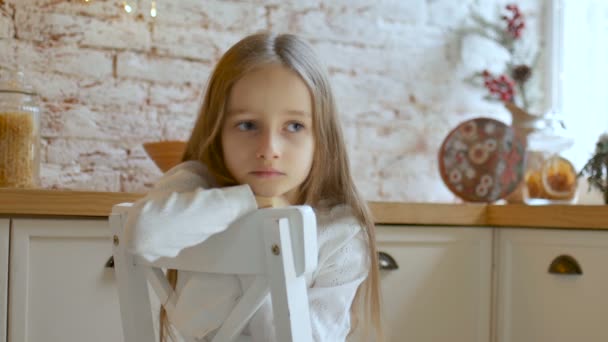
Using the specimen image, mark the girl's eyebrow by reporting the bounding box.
[227,109,311,117]
[285,110,311,117]
[226,109,256,116]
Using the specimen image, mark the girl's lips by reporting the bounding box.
[250,171,284,178]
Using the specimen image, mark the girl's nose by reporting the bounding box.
[256,130,280,160]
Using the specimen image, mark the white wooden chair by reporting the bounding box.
[110,203,317,342]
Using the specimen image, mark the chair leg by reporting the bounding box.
[263,217,313,342]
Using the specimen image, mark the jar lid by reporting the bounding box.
[0,69,38,96]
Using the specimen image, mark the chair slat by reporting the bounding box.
[112,204,316,342]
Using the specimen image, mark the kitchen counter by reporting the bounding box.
[1,188,606,229]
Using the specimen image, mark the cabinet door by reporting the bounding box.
[496,228,608,342]
[9,218,124,342]
[0,219,8,342]
[374,226,493,342]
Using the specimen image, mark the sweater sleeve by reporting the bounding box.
[248,205,370,342]
[124,160,258,261]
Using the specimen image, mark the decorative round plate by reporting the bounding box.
[438,117,526,202]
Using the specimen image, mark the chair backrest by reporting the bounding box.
[110,203,318,342]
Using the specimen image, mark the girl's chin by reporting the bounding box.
[250,187,284,198]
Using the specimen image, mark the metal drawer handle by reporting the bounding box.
[105,256,115,268]
[548,254,582,275]
[378,251,398,271]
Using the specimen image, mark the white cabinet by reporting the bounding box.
[375,226,493,342]
[1,219,9,342]
[8,218,124,342]
[4,214,608,342]
[496,228,608,342]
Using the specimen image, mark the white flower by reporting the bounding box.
[449,169,463,183]
[480,174,494,187]
[460,121,477,140]
[485,123,496,134]
[453,140,468,151]
[484,139,497,152]
[476,184,489,197]
[468,143,490,164]
[465,168,476,179]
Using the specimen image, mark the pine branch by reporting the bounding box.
[578,152,608,199]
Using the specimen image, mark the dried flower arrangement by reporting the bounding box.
[464,4,542,113]
[461,3,577,203]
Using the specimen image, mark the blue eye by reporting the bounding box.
[287,122,304,132]
[236,121,256,131]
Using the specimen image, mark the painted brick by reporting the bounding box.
[355,121,422,153]
[153,0,266,32]
[152,26,243,61]
[26,71,80,101]
[77,78,148,108]
[428,0,475,28]
[349,150,382,200]
[330,72,410,104]
[120,156,163,192]
[0,0,548,202]
[10,0,125,19]
[41,103,162,141]
[15,8,150,50]
[0,38,17,70]
[46,138,127,165]
[158,111,197,141]
[149,83,202,115]
[41,162,122,191]
[26,71,148,108]
[117,51,212,84]
[252,0,321,10]
[340,119,357,147]
[271,7,432,47]
[376,154,458,202]
[0,6,14,39]
[319,0,427,24]
[16,41,113,78]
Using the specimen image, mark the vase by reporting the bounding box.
[503,102,578,204]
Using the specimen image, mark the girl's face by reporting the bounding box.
[221,64,315,203]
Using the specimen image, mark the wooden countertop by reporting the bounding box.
[1,188,607,229]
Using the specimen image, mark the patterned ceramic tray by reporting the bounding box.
[438,117,526,202]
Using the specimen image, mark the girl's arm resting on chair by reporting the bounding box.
[124,160,258,261]
[306,229,368,341]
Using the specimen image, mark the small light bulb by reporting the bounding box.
[123,2,133,13]
[150,1,157,18]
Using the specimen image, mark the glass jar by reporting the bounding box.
[0,69,41,188]
[505,103,578,204]
[523,131,577,204]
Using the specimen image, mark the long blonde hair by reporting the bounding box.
[161,32,382,342]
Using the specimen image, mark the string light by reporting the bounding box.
[83,1,158,18]
[122,1,133,14]
[150,1,157,18]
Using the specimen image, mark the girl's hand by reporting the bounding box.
[254,196,291,208]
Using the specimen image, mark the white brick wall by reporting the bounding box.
[0,0,545,202]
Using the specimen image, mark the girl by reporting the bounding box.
[125,32,382,342]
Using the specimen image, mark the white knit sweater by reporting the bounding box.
[124,160,370,341]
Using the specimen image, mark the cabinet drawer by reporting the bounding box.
[496,228,608,342]
[374,226,492,342]
[9,218,123,342]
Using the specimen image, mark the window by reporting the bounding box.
[554,0,608,168]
